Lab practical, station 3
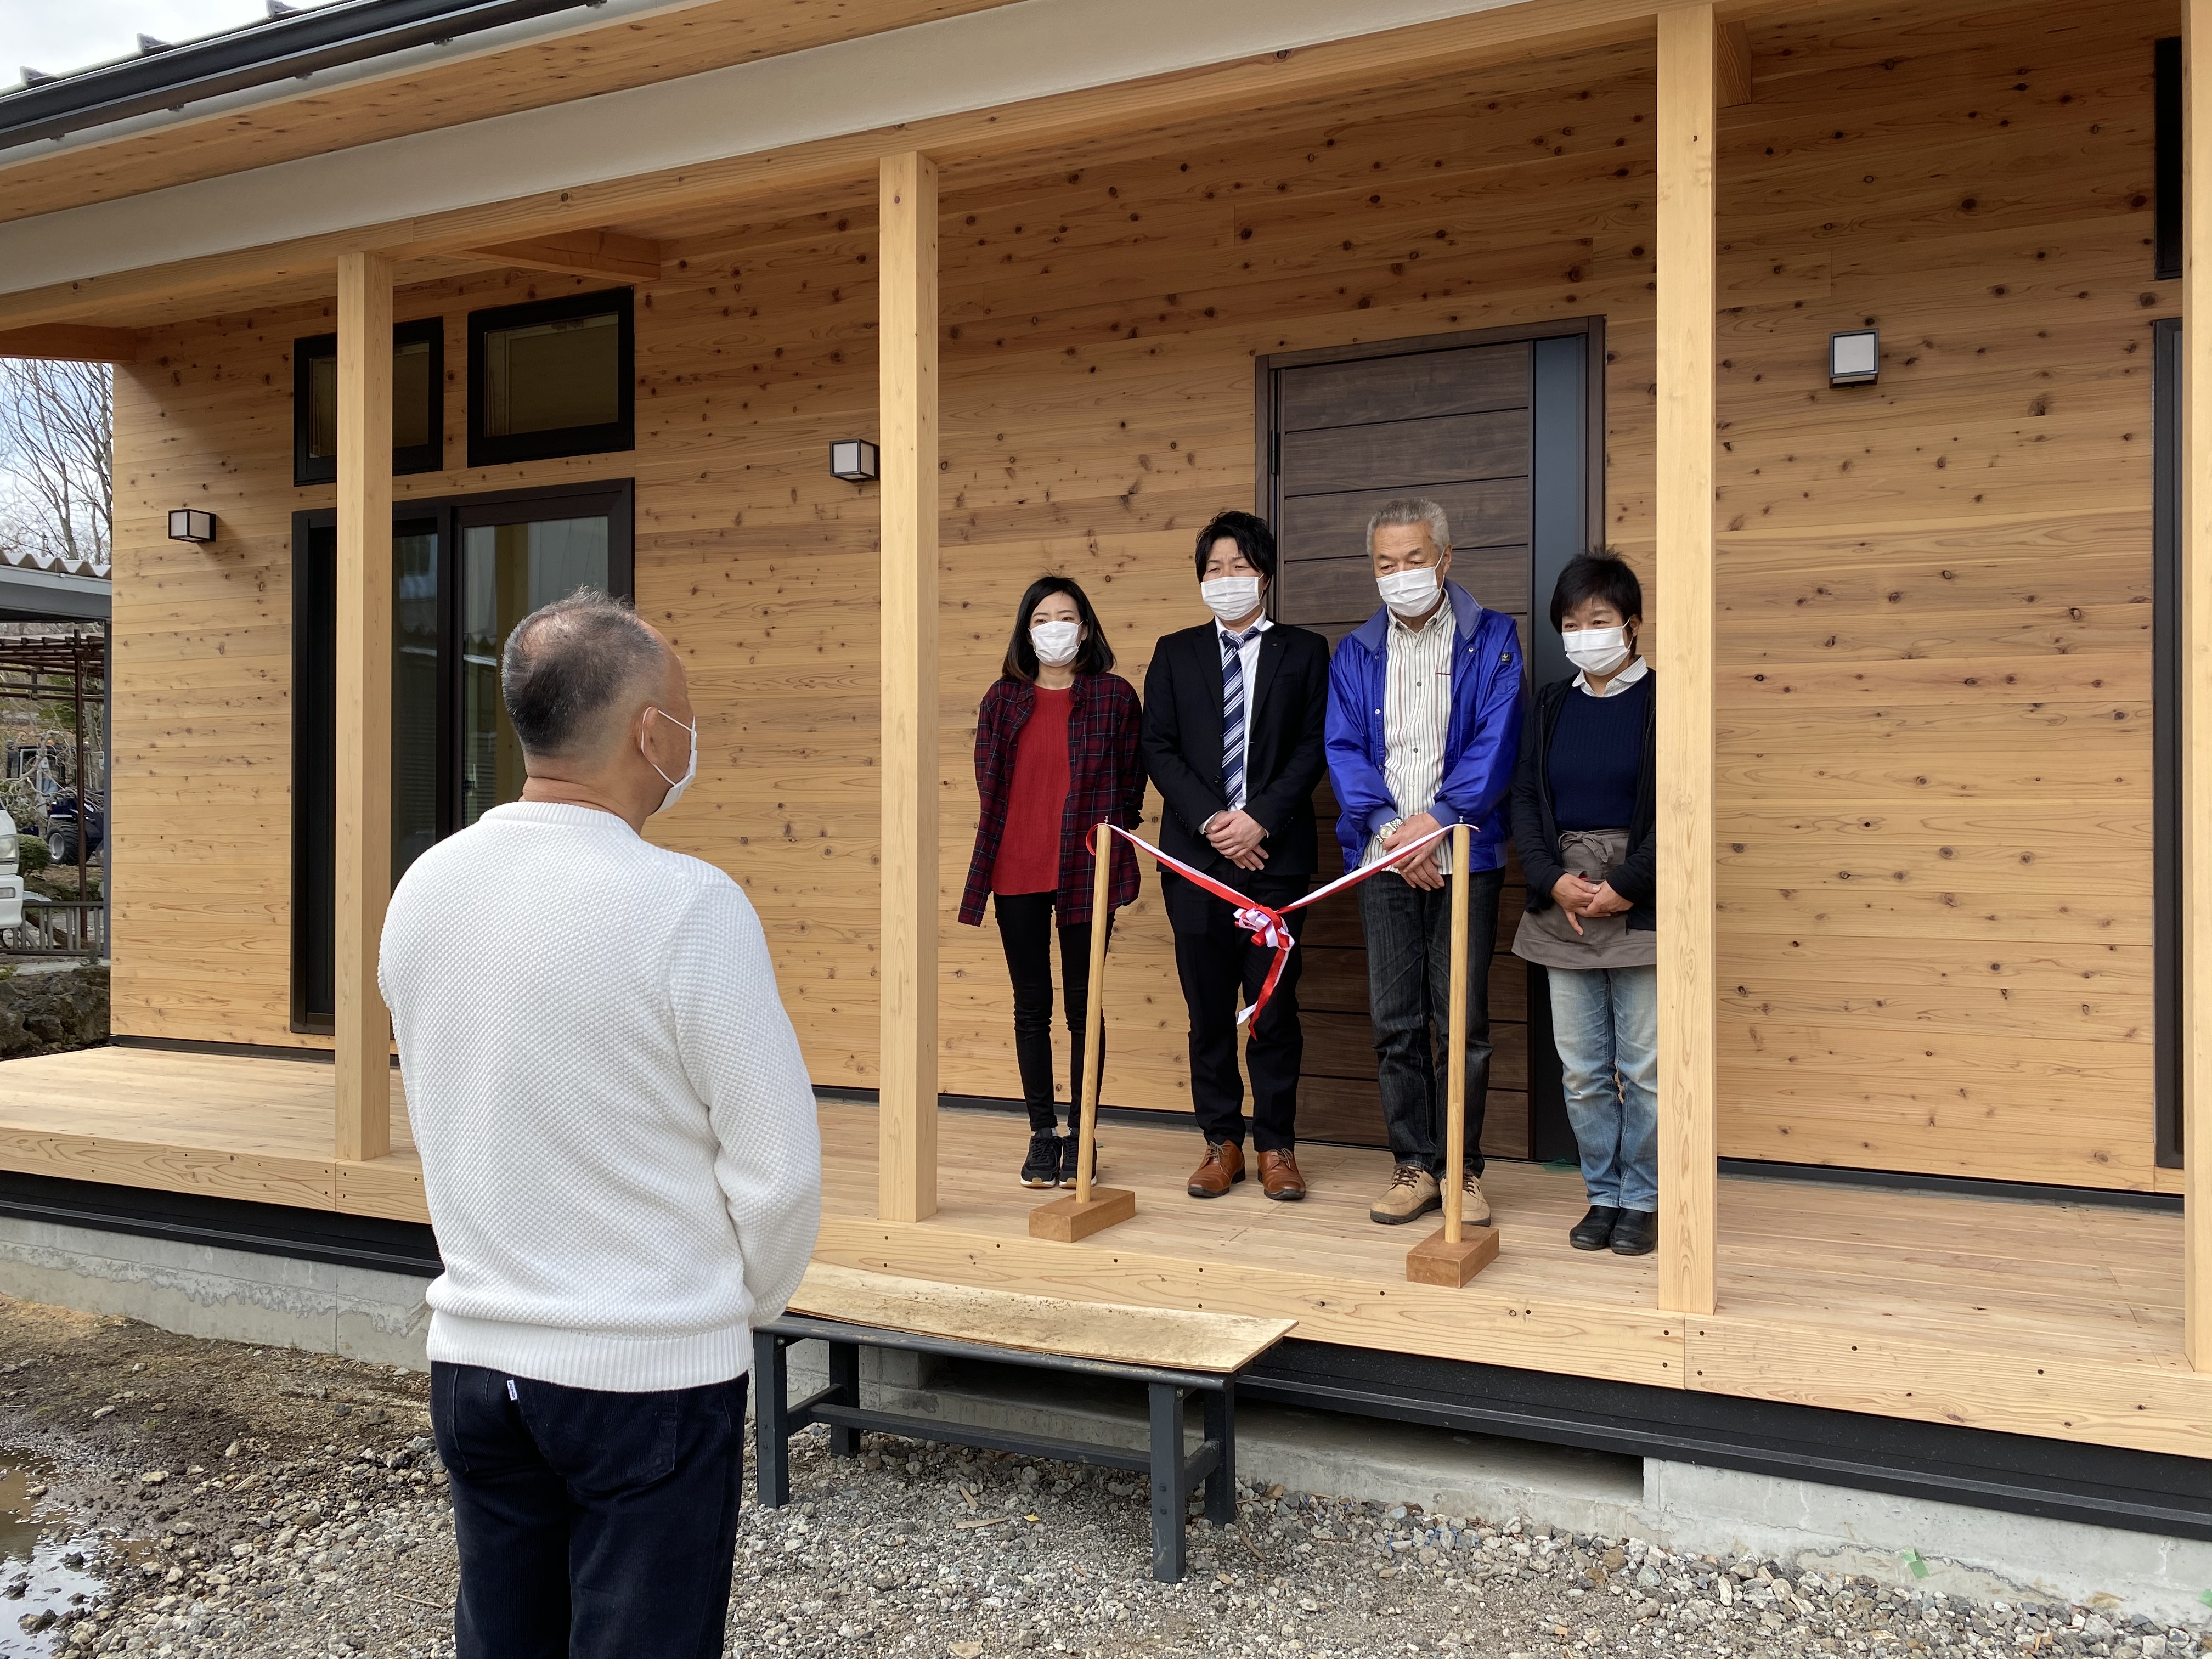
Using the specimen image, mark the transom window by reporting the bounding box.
[466,289,635,467]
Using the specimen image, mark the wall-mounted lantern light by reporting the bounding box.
[830,439,880,483]
[167,509,217,543]
[1829,328,1880,387]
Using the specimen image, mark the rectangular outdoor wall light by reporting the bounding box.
[167,509,217,543]
[1829,329,1880,387]
[830,439,880,483]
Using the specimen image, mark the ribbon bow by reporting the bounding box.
[1101,820,1461,1026]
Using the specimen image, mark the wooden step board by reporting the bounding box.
[786,1263,1295,1374]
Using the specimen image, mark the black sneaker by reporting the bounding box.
[1059,1135,1102,1187]
[1569,1206,1621,1251]
[1019,1130,1063,1189]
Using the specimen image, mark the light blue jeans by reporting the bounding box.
[1547,964,1658,1211]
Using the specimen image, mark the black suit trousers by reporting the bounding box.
[1171,871,1308,1152]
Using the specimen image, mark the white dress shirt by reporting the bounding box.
[1573,654,1649,698]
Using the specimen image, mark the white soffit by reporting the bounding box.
[0,0,1525,298]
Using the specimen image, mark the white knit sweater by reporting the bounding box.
[380,802,822,1392]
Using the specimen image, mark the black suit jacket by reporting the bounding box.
[1141,619,1331,930]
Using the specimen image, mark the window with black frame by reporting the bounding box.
[467,289,635,468]
[290,481,635,1031]
[292,318,444,486]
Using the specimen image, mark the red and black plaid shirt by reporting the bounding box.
[959,674,1145,927]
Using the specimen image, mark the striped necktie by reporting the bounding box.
[1221,627,1260,811]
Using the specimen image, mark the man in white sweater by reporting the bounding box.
[381,588,821,1659]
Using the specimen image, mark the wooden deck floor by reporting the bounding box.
[0,1045,2203,1462]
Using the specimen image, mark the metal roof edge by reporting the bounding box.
[0,0,601,152]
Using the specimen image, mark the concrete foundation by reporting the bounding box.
[0,1214,430,1369]
[3,1215,2205,1622]
[1644,1461,2212,1630]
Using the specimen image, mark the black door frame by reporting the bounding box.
[1254,318,1608,1161]
[2153,316,2182,1170]
[289,478,635,1032]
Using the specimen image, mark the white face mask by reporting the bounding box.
[1564,626,1633,678]
[1200,574,1263,625]
[643,708,697,814]
[1030,620,1082,668]
[1376,564,1441,618]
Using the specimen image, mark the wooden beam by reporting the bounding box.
[1655,2,1718,1318]
[0,325,141,363]
[334,250,394,1166]
[877,150,939,1225]
[464,229,663,283]
[2187,0,2212,1372]
[1717,20,1753,106]
[0,0,1678,331]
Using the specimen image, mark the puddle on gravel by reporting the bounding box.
[0,1460,109,1657]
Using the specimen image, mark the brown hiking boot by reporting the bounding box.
[1459,1171,1493,1226]
[1187,1139,1245,1198]
[1369,1165,1441,1226]
[1258,1148,1307,1201]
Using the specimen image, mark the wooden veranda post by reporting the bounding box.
[878,151,941,1224]
[334,250,394,1164]
[1029,822,1136,1242]
[2185,0,2212,1370]
[1408,824,1499,1286]
[1655,3,1719,1317]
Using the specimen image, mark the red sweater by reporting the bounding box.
[990,687,1071,895]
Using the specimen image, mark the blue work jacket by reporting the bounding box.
[1323,580,1526,875]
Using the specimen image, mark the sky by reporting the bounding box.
[2,0,334,86]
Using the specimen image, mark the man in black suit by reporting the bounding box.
[1142,510,1331,1201]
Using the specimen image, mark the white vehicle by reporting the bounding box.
[0,812,24,930]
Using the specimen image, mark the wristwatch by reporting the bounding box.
[1378,816,1405,842]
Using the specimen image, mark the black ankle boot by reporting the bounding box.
[1610,1209,1657,1255]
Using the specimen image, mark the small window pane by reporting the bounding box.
[307,356,337,460]
[303,339,435,464]
[461,516,612,826]
[393,340,433,453]
[482,312,620,437]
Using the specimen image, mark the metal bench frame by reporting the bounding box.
[752,1314,1238,1582]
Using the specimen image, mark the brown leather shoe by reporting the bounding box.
[1258,1148,1307,1201]
[1187,1139,1246,1198]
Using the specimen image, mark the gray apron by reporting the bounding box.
[1512,828,1656,970]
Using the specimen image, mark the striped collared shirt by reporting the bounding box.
[1364,596,1458,875]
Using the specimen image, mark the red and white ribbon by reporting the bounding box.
[1099,820,1460,1026]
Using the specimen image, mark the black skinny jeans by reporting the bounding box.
[992,891,1109,1132]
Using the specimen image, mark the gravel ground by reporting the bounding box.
[3,1296,2207,1659]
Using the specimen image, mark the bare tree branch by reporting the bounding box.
[0,360,112,574]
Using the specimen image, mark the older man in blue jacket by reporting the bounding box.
[1325,498,1525,1228]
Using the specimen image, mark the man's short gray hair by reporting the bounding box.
[500,589,665,758]
[1364,496,1452,556]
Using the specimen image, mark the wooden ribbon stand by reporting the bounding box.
[1406,824,1502,1286]
[1029,821,1139,1241]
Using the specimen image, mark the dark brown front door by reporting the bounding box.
[1260,322,1602,1160]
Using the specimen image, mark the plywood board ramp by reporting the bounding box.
[786,1261,1294,1373]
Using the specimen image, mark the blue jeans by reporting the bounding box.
[1547,964,1659,1210]
[1357,867,1505,1176]
[431,1362,747,1659]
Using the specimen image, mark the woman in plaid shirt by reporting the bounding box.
[958,576,1146,1189]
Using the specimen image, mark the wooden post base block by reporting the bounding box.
[1406,1226,1500,1287]
[1028,1187,1138,1242]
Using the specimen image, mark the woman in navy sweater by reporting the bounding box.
[1510,552,1658,1257]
